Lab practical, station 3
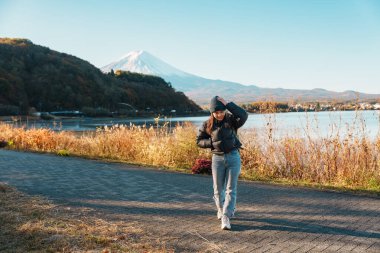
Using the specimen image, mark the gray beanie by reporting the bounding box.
[209,96,226,113]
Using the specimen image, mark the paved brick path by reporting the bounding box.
[1,149,380,252]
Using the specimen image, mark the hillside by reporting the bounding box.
[0,38,201,115]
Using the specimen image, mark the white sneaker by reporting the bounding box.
[221,215,231,230]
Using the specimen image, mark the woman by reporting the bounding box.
[196,96,248,230]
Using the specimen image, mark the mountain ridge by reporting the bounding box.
[102,51,380,105]
[0,38,201,114]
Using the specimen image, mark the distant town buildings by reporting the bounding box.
[242,101,380,114]
[288,102,380,112]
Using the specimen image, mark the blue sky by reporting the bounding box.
[1,0,379,93]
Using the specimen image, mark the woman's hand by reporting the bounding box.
[217,96,228,105]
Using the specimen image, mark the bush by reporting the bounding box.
[191,158,212,174]
[57,149,70,156]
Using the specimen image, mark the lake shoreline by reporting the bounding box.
[1,117,379,194]
[1,110,379,140]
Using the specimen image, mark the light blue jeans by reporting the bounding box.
[212,149,241,218]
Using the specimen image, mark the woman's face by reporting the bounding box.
[212,110,226,121]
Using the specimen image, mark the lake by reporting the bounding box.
[4,110,380,139]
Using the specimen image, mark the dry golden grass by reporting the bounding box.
[0,122,206,171]
[239,112,380,192]
[0,183,172,252]
[0,112,379,192]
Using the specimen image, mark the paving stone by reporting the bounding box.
[1,149,380,252]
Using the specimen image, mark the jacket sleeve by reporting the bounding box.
[226,102,248,129]
[196,122,212,148]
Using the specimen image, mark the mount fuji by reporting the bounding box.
[101,51,380,105]
[102,50,190,80]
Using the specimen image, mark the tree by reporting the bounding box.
[316,102,321,111]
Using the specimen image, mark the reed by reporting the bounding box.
[240,111,380,191]
[0,121,206,171]
[1,112,379,192]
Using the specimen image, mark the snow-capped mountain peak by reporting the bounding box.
[101,50,191,77]
[100,51,379,105]
[120,50,145,61]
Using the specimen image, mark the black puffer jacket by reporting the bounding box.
[196,102,248,155]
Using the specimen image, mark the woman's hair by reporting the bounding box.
[206,114,214,135]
